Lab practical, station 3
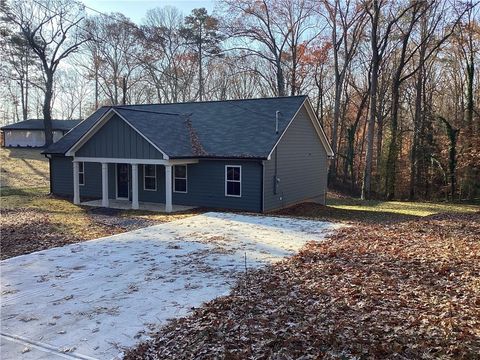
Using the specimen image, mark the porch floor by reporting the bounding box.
[81,199,196,213]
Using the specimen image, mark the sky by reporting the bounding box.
[81,0,215,24]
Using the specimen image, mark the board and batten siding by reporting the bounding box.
[263,105,328,211]
[50,155,102,198]
[75,114,164,159]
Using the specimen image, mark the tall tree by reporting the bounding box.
[361,0,409,199]
[181,8,223,101]
[83,13,142,106]
[321,0,366,183]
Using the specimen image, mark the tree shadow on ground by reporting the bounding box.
[272,202,421,225]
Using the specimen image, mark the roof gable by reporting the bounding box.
[267,99,333,159]
[75,112,165,160]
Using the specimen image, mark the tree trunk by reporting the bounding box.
[276,58,285,96]
[385,82,400,200]
[198,37,203,101]
[43,71,54,146]
[362,26,378,200]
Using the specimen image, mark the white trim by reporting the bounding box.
[173,165,188,193]
[78,161,85,186]
[101,163,109,207]
[73,157,198,165]
[165,164,173,213]
[115,163,130,200]
[131,164,139,209]
[225,165,242,197]
[65,108,170,159]
[143,164,157,191]
[266,98,334,160]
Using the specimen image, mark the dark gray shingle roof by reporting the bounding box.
[1,119,81,131]
[44,96,309,159]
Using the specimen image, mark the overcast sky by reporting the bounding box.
[81,0,215,24]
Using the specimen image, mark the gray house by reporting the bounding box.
[1,119,80,147]
[43,96,333,213]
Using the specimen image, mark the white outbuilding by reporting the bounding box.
[1,119,80,148]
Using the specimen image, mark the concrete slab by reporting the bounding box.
[1,212,341,359]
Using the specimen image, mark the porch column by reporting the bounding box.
[73,161,80,205]
[101,163,109,207]
[165,164,172,213]
[131,163,139,209]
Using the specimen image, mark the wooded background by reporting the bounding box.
[1,0,479,201]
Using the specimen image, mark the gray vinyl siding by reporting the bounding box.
[50,155,102,198]
[263,105,328,211]
[172,160,262,212]
[76,114,164,159]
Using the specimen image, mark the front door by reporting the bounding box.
[116,163,129,199]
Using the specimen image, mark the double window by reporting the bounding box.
[225,165,241,197]
[174,165,187,193]
[78,162,85,186]
[143,165,157,191]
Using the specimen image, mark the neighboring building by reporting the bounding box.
[43,96,333,213]
[1,119,81,147]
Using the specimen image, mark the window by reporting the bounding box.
[174,165,187,193]
[78,162,85,186]
[225,165,241,197]
[143,165,157,191]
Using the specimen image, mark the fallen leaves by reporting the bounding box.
[124,212,480,359]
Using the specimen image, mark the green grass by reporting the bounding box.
[275,196,479,224]
[0,147,49,189]
[328,197,479,216]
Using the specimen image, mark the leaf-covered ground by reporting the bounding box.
[124,211,480,359]
[0,199,201,260]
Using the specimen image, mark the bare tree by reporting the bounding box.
[321,0,366,183]
[2,0,90,145]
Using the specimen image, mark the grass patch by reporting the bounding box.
[0,147,49,189]
[274,196,479,224]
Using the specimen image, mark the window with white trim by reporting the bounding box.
[174,165,187,193]
[78,162,85,186]
[143,165,157,191]
[225,165,241,197]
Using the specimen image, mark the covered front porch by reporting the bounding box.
[81,199,195,213]
[72,157,198,213]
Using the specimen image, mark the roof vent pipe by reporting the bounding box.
[275,111,280,134]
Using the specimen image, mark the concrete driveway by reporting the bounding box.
[1,212,340,360]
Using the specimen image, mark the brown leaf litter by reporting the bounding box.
[124,212,480,359]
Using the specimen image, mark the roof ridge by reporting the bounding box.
[113,107,181,116]
[110,95,307,108]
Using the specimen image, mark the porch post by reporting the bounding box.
[73,161,80,205]
[101,163,109,207]
[165,164,172,213]
[131,163,139,209]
